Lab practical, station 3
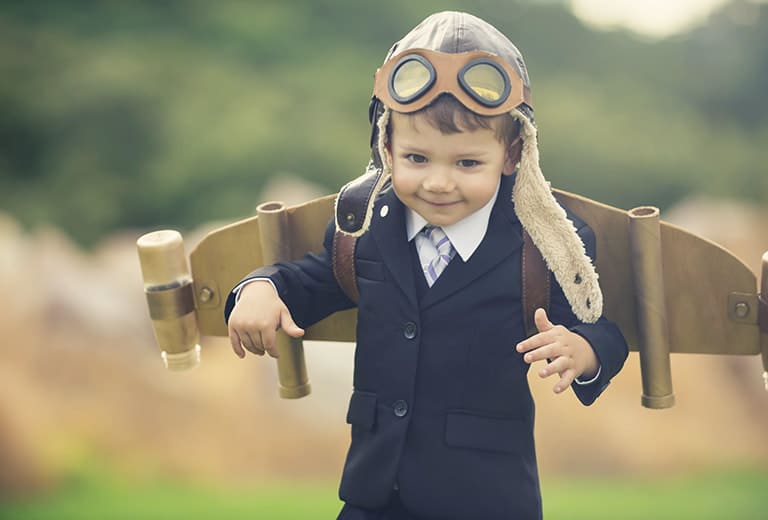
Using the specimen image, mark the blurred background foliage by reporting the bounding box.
[1,0,767,246]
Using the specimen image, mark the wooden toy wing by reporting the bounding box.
[186,189,765,359]
[554,189,762,356]
[188,195,357,342]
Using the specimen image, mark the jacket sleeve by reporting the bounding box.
[223,218,356,328]
[547,221,629,406]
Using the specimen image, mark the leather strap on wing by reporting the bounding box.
[333,229,359,303]
[522,229,551,337]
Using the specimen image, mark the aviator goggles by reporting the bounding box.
[373,48,532,116]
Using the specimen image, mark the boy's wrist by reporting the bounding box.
[234,278,278,302]
[574,365,601,385]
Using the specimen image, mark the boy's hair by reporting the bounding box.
[392,94,521,147]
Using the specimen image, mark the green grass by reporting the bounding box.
[1,471,342,520]
[2,468,766,519]
[543,468,768,520]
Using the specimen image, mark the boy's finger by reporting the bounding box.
[516,330,554,354]
[524,342,556,364]
[229,329,246,359]
[534,308,553,333]
[516,333,542,353]
[280,308,305,338]
[261,329,280,358]
[243,331,265,356]
[553,369,577,394]
[539,355,570,377]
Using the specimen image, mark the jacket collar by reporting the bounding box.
[370,173,522,310]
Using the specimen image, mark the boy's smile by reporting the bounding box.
[388,110,515,227]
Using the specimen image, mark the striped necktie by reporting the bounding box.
[421,225,456,286]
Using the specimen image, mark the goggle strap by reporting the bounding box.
[374,48,530,116]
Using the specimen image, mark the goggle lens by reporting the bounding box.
[460,61,509,106]
[391,57,434,102]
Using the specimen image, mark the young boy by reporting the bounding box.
[226,11,627,520]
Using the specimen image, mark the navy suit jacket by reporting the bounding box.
[225,174,628,520]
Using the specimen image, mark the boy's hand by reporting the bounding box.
[227,281,304,359]
[516,308,599,394]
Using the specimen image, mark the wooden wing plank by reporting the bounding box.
[554,189,761,356]
[190,216,263,337]
[285,196,357,342]
[189,195,357,341]
[660,221,759,355]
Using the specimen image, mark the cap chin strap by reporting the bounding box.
[510,107,602,322]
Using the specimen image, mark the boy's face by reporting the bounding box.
[387,111,516,227]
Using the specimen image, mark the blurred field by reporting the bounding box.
[1,187,767,517]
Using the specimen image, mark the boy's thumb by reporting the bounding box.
[534,308,553,333]
[280,307,305,338]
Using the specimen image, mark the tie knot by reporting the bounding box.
[423,225,449,249]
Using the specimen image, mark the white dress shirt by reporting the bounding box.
[406,180,500,266]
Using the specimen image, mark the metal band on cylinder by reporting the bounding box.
[146,282,196,320]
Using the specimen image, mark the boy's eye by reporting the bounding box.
[457,159,479,168]
[406,154,428,164]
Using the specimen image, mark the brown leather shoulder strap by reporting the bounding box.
[522,230,551,337]
[333,229,359,303]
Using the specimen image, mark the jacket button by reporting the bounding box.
[393,400,408,417]
[403,322,417,339]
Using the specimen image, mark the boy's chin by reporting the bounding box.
[420,214,462,227]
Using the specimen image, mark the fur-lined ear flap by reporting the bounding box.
[510,108,603,323]
[377,106,392,173]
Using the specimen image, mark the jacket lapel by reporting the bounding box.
[420,175,523,311]
[370,188,418,308]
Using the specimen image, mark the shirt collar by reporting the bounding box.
[405,179,501,262]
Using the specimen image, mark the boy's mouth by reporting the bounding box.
[420,197,460,207]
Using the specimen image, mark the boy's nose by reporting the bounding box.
[422,168,454,192]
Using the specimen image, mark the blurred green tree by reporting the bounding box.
[0,0,765,246]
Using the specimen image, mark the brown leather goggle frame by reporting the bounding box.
[373,48,532,116]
